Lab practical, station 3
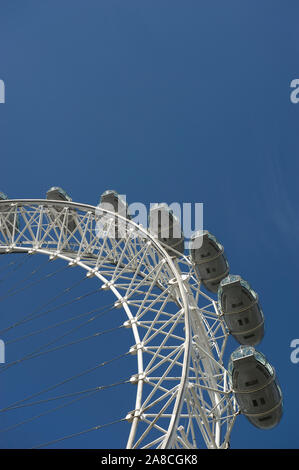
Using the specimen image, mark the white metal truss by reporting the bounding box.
[0,199,238,448]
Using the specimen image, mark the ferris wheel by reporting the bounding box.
[0,188,282,449]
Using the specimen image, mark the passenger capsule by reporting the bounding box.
[218,275,264,345]
[99,190,131,220]
[98,190,131,240]
[46,186,72,202]
[149,203,184,257]
[190,230,229,293]
[228,346,283,429]
[46,186,77,233]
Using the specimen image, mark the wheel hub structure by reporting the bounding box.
[0,199,237,449]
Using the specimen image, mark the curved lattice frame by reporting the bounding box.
[0,199,238,448]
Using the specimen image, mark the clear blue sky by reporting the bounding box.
[0,0,299,449]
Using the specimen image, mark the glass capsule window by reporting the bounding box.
[220,274,241,286]
[100,191,130,216]
[0,192,8,201]
[264,362,274,376]
[101,189,118,196]
[239,279,258,300]
[150,202,169,212]
[207,232,223,252]
[228,347,275,380]
[228,346,256,381]
[48,187,72,201]
[253,350,267,366]
[233,345,255,359]
[190,229,207,242]
[100,190,121,203]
